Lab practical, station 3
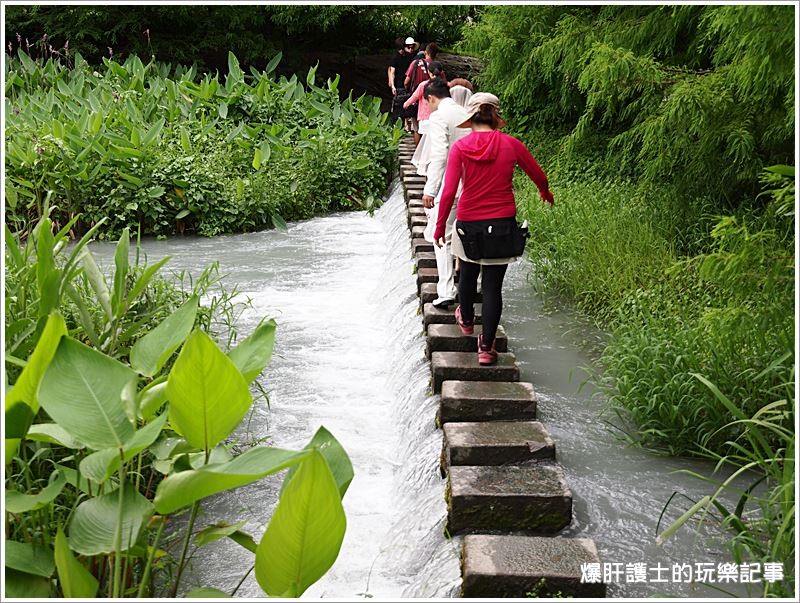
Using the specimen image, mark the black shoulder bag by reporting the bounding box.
[455,217,529,261]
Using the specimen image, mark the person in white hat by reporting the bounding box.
[433,92,555,365]
[388,37,419,125]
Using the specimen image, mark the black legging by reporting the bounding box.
[458,262,507,345]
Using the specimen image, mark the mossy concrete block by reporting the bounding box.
[442,421,554,468]
[426,323,508,356]
[415,251,437,269]
[423,303,483,328]
[412,237,434,254]
[461,535,606,598]
[447,465,572,534]
[431,351,519,392]
[440,380,537,423]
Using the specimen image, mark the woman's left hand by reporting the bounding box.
[540,189,555,205]
[434,236,445,248]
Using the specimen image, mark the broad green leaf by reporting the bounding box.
[5,313,68,460]
[186,587,230,598]
[255,451,346,597]
[80,251,113,320]
[6,470,67,514]
[154,446,309,514]
[265,52,282,74]
[69,483,153,556]
[26,423,85,449]
[138,380,168,419]
[130,296,198,376]
[38,337,136,450]
[228,319,277,383]
[271,213,288,231]
[218,101,229,119]
[5,569,51,598]
[166,329,252,451]
[194,520,247,548]
[281,427,353,499]
[79,414,168,483]
[55,528,98,598]
[5,540,54,577]
[252,147,263,170]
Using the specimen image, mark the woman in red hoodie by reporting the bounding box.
[434,93,554,365]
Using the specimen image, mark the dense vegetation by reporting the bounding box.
[5,50,399,238]
[463,5,794,595]
[5,211,354,597]
[5,5,474,68]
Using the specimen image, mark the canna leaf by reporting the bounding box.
[55,528,99,598]
[6,470,67,514]
[227,318,277,383]
[131,296,198,377]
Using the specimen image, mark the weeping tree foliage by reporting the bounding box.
[461,4,794,204]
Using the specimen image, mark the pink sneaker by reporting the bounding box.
[455,305,474,335]
[478,334,498,366]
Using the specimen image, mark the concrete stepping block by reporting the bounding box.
[405,185,425,195]
[426,323,508,356]
[416,251,437,269]
[423,303,483,328]
[412,238,434,254]
[440,380,537,423]
[442,421,554,468]
[461,535,606,598]
[411,225,426,238]
[410,215,427,228]
[447,464,572,534]
[407,201,424,212]
[420,282,438,304]
[431,351,518,392]
[417,267,439,291]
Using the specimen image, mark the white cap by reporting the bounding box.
[405,37,417,46]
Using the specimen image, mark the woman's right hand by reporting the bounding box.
[540,189,555,205]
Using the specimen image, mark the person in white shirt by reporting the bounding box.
[419,79,472,307]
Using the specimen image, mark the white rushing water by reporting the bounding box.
[89,177,755,598]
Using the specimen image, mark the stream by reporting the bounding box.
[91,179,751,598]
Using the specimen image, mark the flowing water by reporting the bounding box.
[91,179,752,598]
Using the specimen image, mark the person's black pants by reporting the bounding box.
[458,261,508,345]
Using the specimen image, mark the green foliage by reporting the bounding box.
[5,213,354,597]
[5,51,399,237]
[462,5,794,203]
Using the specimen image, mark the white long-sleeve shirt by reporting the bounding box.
[423,98,471,198]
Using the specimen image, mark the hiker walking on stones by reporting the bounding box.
[388,36,418,130]
[416,78,472,310]
[404,42,442,146]
[434,93,554,366]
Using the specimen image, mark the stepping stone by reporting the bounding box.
[431,351,518,392]
[412,237,434,254]
[416,251,437,269]
[408,201,424,211]
[423,303,482,328]
[410,215,427,228]
[427,323,507,356]
[446,464,572,534]
[411,225,426,238]
[417,267,439,291]
[442,421,554,468]
[420,282,438,304]
[461,535,606,598]
[440,381,537,423]
[406,192,423,203]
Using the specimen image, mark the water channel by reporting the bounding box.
[92,179,749,598]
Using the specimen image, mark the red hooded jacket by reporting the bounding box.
[434,130,553,240]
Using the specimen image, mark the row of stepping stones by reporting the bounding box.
[396,139,605,599]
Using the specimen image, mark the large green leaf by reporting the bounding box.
[5,540,55,577]
[26,423,85,449]
[255,451,346,597]
[68,483,153,556]
[5,569,51,598]
[5,313,67,443]
[79,414,168,483]
[281,427,353,499]
[227,318,277,383]
[54,528,98,598]
[6,469,66,514]
[154,446,309,514]
[130,296,198,376]
[166,329,251,451]
[38,337,136,450]
[186,587,230,598]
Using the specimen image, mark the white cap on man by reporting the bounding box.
[404,37,419,49]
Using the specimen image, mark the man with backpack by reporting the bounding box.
[388,37,418,130]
